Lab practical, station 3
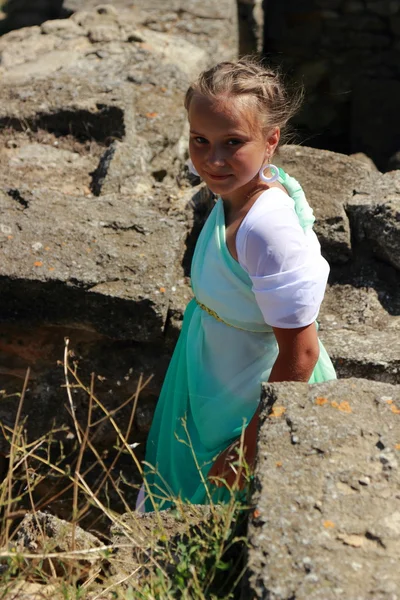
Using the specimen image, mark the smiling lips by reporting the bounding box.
[204,171,232,180]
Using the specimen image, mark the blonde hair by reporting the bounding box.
[184,57,303,143]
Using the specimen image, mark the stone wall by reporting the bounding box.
[264,0,400,171]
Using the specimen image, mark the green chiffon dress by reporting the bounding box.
[143,170,336,512]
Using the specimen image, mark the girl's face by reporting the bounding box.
[188,93,279,203]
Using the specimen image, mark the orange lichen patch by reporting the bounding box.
[48,267,55,272]
[338,401,352,413]
[159,287,166,293]
[323,520,335,529]
[391,405,400,415]
[45,246,50,251]
[330,401,339,409]
[253,509,261,519]
[160,86,167,92]
[276,461,283,468]
[384,398,393,404]
[394,444,400,450]
[146,112,158,118]
[7,235,13,240]
[33,261,43,267]
[270,406,286,418]
[315,397,328,406]
[86,247,92,253]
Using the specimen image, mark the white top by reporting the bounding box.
[236,187,329,329]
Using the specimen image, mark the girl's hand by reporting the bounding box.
[208,434,257,490]
[208,440,244,489]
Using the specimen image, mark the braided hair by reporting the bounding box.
[184,57,303,144]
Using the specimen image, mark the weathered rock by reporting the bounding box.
[13,511,103,577]
[347,169,400,272]
[64,0,239,62]
[0,581,60,600]
[350,151,379,172]
[246,378,400,600]
[276,150,400,384]
[108,503,236,589]
[0,8,201,459]
[319,284,400,384]
[0,8,209,342]
[109,504,217,579]
[238,0,264,54]
[388,150,400,171]
[0,187,187,341]
[275,145,372,264]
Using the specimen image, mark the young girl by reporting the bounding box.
[139,58,336,512]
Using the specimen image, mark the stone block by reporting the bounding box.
[275,146,372,264]
[246,378,400,600]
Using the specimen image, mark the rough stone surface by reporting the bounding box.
[319,284,400,384]
[350,152,379,172]
[275,145,372,264]
[1,0,238,60]
[0,582,60,600]
[246,378,400,600]
[0,7,201,455]
[64,0,238,61]
[13,511,103,576]
[347,170,400,272]
[0,187,187,341]
[109,504,219,581]
[275,146,400,385]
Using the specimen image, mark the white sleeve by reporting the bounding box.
[236,190,329,328]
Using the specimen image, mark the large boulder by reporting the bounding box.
[1,0,239,61]
[13,511,103,576]
[277,145,400,273]
[319,284,400,384]
[347,169,400,272]
[276,145,400,384]
[246,378,400,600]
[0,7,207,457]
[276,145,372,264]
[64,0,239,62]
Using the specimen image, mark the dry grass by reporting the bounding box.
[0,340,251,599]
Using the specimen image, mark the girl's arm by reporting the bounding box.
[270,322,320,382]
[209,322,319,488]
[242,322,319,467]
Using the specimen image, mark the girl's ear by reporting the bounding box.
[265,127,280,158]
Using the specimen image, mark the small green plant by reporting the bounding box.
[0,340,252,599]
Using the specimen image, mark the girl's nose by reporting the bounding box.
[207,147,226,166]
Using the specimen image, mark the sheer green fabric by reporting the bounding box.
[143,170,336,512]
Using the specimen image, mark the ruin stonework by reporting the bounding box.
[0,3,398,598]
[264,0,400,171]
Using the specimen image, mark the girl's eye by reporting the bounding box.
[227,139,243,146]
[194,136,208,144]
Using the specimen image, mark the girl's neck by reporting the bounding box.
[222,182,269,219]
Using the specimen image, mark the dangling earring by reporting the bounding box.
[259,162,279,183]
[187,159,200,177]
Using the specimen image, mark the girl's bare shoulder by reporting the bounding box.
[267,180,289,196]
